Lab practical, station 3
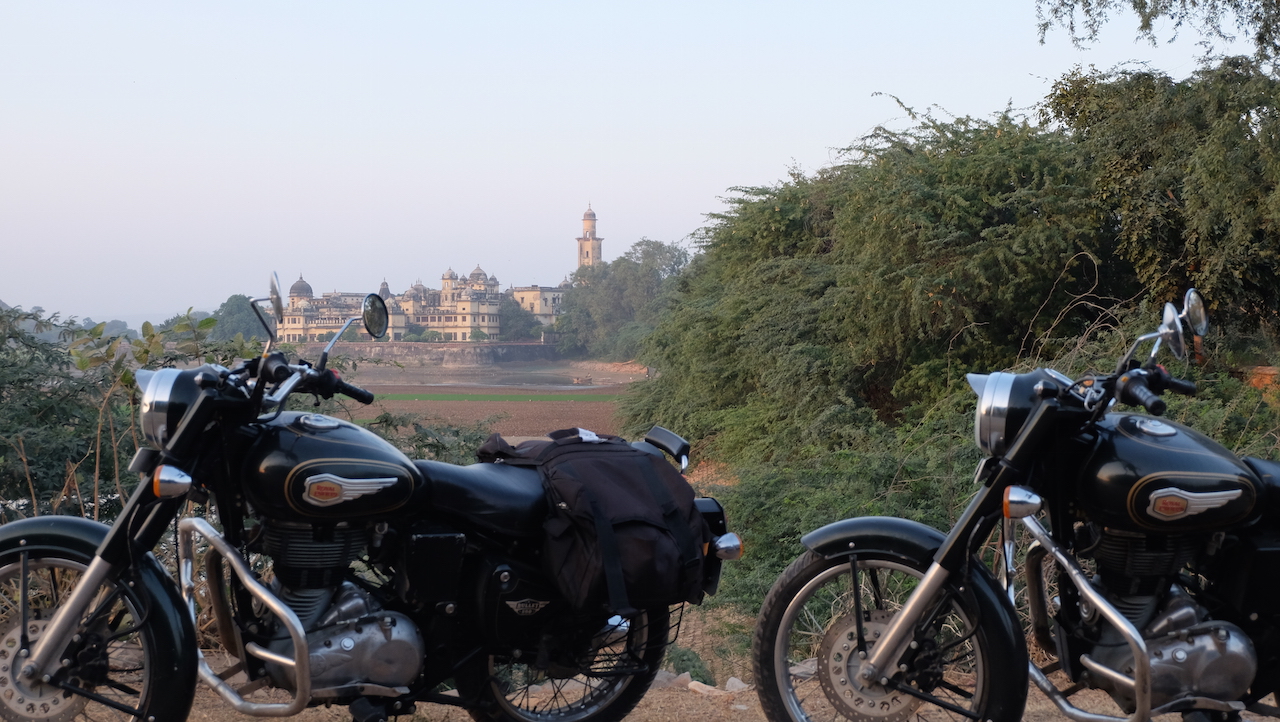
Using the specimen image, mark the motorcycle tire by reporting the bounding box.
[460,606,669,722]
[0,530,196,722]
[753,548,1027,722]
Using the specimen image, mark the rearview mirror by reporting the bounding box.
[362,294,388,339]
[268,272,284,323]
[1160,302,1187,361]
[1183,288,1208,336]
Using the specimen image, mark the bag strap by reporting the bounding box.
[586,492,636,616]
[637,462,701,574]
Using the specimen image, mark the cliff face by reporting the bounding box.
[296,342,561,367]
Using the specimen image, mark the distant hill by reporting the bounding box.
[0,299,9,310]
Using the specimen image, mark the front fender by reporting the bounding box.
[0,515,114,562]
[801,515,1026,680]
[802,515,946,559]
[0,515,198,703]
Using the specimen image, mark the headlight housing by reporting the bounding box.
[136,368,202,449]
[966,369,1065,457]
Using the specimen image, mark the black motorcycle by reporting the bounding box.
[752,290,1280,722]
[0,275,740,722]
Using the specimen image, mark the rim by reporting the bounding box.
[771,558,985,722]
[487,611,656,722]
[0,558,149,722]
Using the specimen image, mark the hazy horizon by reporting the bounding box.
[1,2,1245,332]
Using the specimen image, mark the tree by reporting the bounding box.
[1036,0,1280,60]
[469,327,489,341]
[624,112,1112,459]
[498,293,542,341]
[209,294,269,341]
[556,239,690,359]
[1043,57,1280,325]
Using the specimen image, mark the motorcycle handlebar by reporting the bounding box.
[1116,372,1166,416]
[335,378,375,404]
[311,368,375,404]
[1151,366,1197,396]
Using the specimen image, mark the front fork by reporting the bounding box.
[19,480,184,684]
[855,473,1004,684]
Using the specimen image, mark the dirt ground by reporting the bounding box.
[362,384,622,438]
[342,359,642,438]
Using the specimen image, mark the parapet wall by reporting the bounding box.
[295,341,561,367]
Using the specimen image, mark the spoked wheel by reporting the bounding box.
[463,607,670,722]
[0,553,190,722]
[753,550,1026,722]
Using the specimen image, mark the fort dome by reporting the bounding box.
[289,275,313,298]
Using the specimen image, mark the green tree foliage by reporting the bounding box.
[209,294,269,341]
[1044,57,1280,325]
[0,308,108,517]
[624,113,1114,461]
[556,239,690,359]
[498,293,543,341]
[1036,0,1280,60]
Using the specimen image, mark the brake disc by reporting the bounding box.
[0,618,87,722]
[816,609,923,722]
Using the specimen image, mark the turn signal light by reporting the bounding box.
[714,533,744,560]
[1003,486,1043,519]
[152,465,193,499]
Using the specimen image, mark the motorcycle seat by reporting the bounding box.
[1245,457,1280,518]
[414,460,546,537]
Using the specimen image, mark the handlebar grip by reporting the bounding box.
[335,379,375,404]
[1118,373,1166,415]
[1166,376,1198,396]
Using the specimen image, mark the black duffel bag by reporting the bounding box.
[478,428,711,614]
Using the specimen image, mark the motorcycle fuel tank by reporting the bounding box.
[242,411,420,521]
[1077,413,1259,533]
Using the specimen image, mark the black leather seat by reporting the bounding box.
[1245,457,1280,520]
[414,460,546,537]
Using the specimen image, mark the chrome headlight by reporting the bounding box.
[968,372,1018,456]
[966,370,1064,457]
[137,366,213,450]
[137,368,183,449]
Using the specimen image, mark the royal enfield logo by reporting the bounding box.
[303,474,398,507]
[1147,488,1242,521]
[505,599,551,616]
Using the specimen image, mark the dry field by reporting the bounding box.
[361,384,623,439]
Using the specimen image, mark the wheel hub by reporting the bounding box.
[817,609,922,722]
[0,618,86,722]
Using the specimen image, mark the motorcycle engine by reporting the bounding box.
[1077,526,1256,711]
[258,521,425,695]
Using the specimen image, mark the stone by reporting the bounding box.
[724,677,752,693]
[651,670,680,689]
[789,657,818,679]
[674,672,692,688]
[688,681,730,697]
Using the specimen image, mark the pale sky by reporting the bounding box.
[0,2,1244,329]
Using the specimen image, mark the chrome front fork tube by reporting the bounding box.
[856,561,950,685]
[20,556,113,682]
